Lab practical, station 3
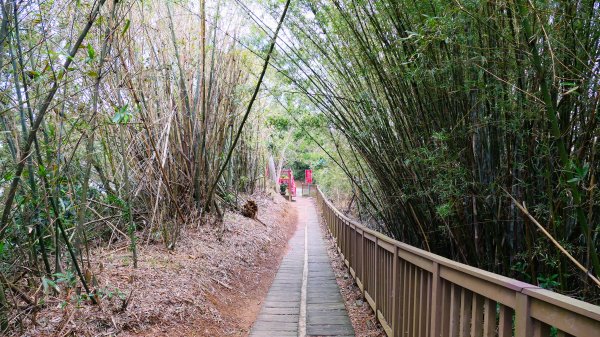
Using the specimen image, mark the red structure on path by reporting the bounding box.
[278,168,296,197]
[305,169,313,184]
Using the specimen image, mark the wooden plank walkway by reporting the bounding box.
[250,196,355,337]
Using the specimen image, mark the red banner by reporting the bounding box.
[305,169,313,184]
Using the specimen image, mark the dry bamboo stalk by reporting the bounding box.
[504,188,600,288]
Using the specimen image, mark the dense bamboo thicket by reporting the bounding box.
[2,0,600,332]
[275,0,600,301]
[0,0,275,331]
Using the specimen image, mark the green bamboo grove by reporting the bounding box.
[269,0,600,301]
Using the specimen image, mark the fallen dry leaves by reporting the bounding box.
[13,191,297,337]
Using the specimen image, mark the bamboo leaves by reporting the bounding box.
[275,0,600,299]
[86,43,96,63]
[112,105,133,124]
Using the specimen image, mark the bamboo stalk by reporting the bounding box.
[505,188,600,288]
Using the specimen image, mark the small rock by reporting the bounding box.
[355,299,364,307]
[343,273,349,279]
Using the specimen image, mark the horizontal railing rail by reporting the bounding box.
[316,186,600,337]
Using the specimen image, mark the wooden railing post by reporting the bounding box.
[336,215,339,245]
[515,292,532,337]
[349,224,354,272]
[330,208,333,233]
[430,262,441,337]
[344,220,348,261]
[391,246,398,336]
[345,220,349,262]
[374,237,378,315]
[344,219,348,259]
[338,215,341,246]
[341,217,344,256]
[333,212,336,238]
[360,230,365,291]
[328,206,331,230]
[338,216,342,250]
[331,209,334,236]
[331,209,334,234]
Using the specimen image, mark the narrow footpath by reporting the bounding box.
[250,196,355,337]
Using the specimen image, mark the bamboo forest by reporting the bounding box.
[0,0,599,336]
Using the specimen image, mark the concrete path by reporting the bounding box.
[250,196,354,337]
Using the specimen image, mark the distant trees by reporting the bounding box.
[278,0,600,301]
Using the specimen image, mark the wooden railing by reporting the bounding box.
[300,183,316,197]
[316,187,600,337]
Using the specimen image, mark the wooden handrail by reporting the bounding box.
[315,186,600,337]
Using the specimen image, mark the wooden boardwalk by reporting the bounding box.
[250,196,354,337]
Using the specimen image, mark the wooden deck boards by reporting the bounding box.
[250,196,355,337]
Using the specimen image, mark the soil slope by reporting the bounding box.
[18,191,296,337]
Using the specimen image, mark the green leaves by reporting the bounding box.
[112,105,133,124]
[85,43,96,64]
[0,171,14,185]
[41,277,59,294]
[560,81,579,96]
[42,271,77,295]
[538,274,560,290]
[27,70,41,80]
[121,19,131,36]
[567,162,589,184]
[435,202,453,219]
[511,261,532,283]
[37,164,47,177]
[267,115,290,131]
[54,271,77,288]
[431,131,448,142]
